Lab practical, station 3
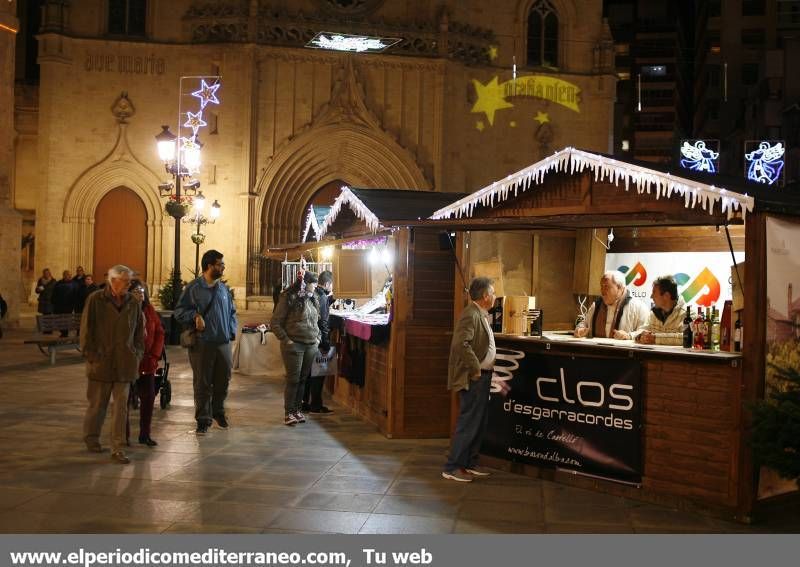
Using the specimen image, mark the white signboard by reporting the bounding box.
[606,252,745,311]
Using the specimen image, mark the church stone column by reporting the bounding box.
[0,1,23,327]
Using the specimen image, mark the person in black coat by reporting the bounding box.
[302,270,335,414]
[52,270,78,336]
[75,274,99,314]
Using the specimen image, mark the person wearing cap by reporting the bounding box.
[271,271,321,426]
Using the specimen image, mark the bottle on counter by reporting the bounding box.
[692,307,707,350]
[734,315,742,352]
[721,300,732,351]
[710,306,721,351]
[703,307,713,350]
[682,306,693,348]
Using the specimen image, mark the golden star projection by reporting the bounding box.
[471,77,514,126]
[487,45,499,61]
[475,121,485,132]
[470,74,581,129]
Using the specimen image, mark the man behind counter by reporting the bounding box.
[635,275,686,344]
[574,270,649,340]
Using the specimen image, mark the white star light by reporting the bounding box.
[184,110,207,135]
[191,79,221,109]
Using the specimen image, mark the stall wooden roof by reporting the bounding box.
[261,187,467,258]
[300,205,331,242]
[317,187,468,239]
[382,147,799,231]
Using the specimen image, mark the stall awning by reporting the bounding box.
[431,147,758,222]
[316,187,469,239]
[301,205,331,242]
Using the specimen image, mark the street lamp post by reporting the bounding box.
[155,125,200,307]
[154,75,220,309]
[184,190,222,277]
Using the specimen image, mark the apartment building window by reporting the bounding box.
[708,31,721,54]
[108,0,146,37]
[777,0,800,24]
[527,0,559,68]
[741,29,766,48]
[641,65,667,77]
[708,0,721,17]
[742,0,766,16]
[742,63,760,85]
[708,65,721,88]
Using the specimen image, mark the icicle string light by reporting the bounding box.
[431,147,754,221]
[317,186,382,239]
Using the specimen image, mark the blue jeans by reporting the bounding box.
[444,370,492,472]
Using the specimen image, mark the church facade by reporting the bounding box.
[7,0,615,314]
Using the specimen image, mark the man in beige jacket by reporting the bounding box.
[442,277,496,483]
[80,264,144,464]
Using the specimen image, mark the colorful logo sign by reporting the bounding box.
[609,252,743,310]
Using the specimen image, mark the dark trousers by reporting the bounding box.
[188,341,232,425]
[303,375,325,410]
[137,374,156,438]
[281,341,317,414]
[445,370,492,472]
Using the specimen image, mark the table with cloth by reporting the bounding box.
[232,327,283,376]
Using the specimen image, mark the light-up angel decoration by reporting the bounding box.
[745,141,785,185]
[679,140,719,173]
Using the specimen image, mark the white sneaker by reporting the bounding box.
[284,414,298,426]
[441,469,473,482]
[293,411,306,423]
[465,466,491,477]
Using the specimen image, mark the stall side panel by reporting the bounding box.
[643,358,743,507]
[398,229,456,437]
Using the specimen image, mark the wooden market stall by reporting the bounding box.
[266,187,467,438]
[395,147,800,521]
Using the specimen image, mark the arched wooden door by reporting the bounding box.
[93,187,147,281]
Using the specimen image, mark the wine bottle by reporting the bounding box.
[703,307,712,350]
[682,306,693,348]
[711,306,721,351]
[693,307,706,350]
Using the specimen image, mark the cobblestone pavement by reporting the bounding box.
[0,313,797,533]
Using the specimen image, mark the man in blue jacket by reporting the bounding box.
[174,249,238,435]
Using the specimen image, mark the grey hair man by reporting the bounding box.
[80,264,144,464]
[442,276,497,482]
[575,270,649,340]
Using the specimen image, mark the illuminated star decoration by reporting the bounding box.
[184,110,207,136]
[679,140,719,173]
[191,79,221,109]
[471,77,514,126]
[534,111,550,124]
[745,141,785,185]
[487,45,499,61]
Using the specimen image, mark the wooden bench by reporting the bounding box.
[24,313,82,365]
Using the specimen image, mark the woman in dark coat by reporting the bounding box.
[35,268,56,316]
[129,279,165,446]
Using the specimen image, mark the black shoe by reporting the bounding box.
[309,406,334,414]
[301,402,311,412]
[195,423,209,435]
[111,451,130,464]
[213,415,229,429]
[138,436,158,447]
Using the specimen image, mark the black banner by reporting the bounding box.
[483,348,642,483]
